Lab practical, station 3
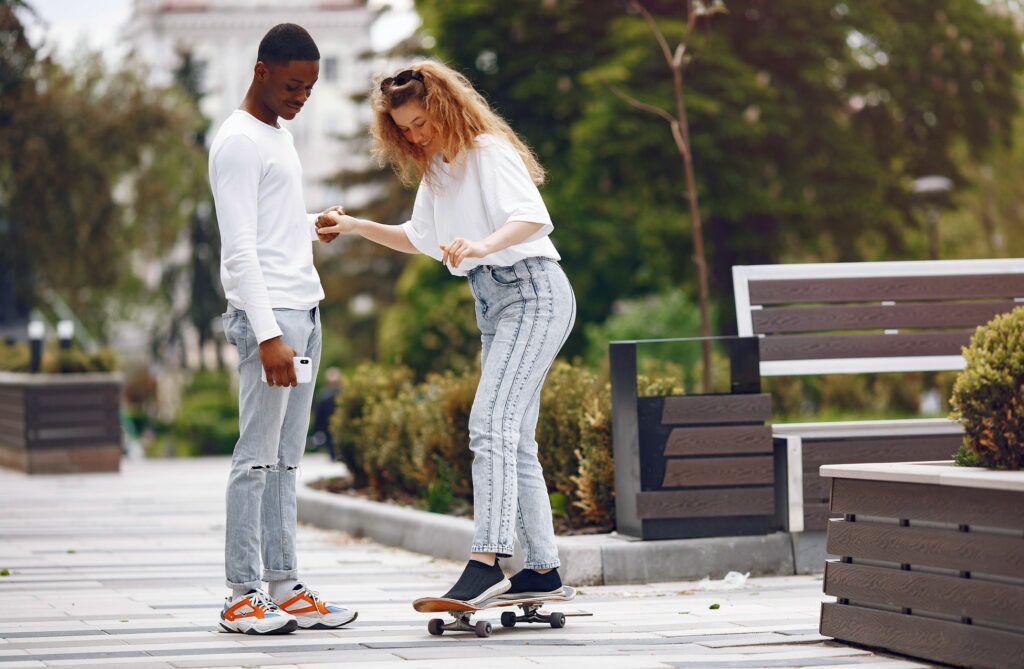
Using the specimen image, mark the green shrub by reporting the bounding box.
[168,370,239,456]
[950,307,1024,470]
[329,363,414,488]
[0,342,116,373]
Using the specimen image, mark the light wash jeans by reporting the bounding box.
[466,256,576,569]
[221,305,322,591]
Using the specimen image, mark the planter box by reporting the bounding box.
[819,460,1024,669]
[610,337,785,540]
[0,371,123,474]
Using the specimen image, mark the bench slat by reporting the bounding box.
[752,300,1017,334]
[759,331,972,361]
[748,273,1024,305]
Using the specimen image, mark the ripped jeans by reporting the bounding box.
[221,305,321,591]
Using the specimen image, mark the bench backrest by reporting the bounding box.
[733,258,1024,376]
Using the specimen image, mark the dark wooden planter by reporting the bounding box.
[610,337,784,540]
[819,461,1024,669]
[0,372,123,474]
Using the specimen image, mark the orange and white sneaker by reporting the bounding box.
[220,589,298,635]
[275,583,358,629]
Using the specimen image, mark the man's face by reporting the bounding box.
[256,59,319,120]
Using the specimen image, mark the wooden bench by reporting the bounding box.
[732,258,1024,532]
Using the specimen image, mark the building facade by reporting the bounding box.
[123,0,375,210]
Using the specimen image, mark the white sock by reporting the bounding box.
[269,579,300,601]
[230,586,250,601]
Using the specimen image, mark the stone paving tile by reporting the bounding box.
[1,456,920,668]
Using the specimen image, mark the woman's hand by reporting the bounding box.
[315,206,345,242]
[441,237,488,269]
[317,210,359,237]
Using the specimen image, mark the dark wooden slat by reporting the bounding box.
[661,394,771,425]
[28,409,115,429]
[636,487,775,519]
[803,503,835,531]
[752,300,1018,334]
[750,273,1024,305]
[760,331,972,361]
[824,560,1024,628]
[802,435,963,472]
[829,478,1024,531]
[820,602,1024,669]
[826,519,1024,578]
[662,456,774,487]
[664,426,773,456]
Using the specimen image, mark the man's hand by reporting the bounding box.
[259,336,298,387]
[441,237,488,269]
[315,205,345,243]
[318,210,359,236]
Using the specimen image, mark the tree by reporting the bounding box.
[604,0,726,392]
[0,3,209,340]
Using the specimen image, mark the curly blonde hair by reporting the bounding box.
[370,60,546,188]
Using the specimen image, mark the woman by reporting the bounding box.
[319,61,575,604]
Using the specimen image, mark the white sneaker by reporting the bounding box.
[275,583,358,629]
[220,589,298,635]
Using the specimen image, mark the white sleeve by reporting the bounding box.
[477,140,553,242]
[400,182,443,261]
[307,212,320,241]
[210,134,283,343]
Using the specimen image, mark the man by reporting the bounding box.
[209,23,352,635]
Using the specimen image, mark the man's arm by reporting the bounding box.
[211,135,297,386]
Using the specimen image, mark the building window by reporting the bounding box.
[323,57,338,82]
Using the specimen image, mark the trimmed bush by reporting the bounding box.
[950,306,1024,470]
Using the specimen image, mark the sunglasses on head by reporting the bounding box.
[381,69,424,91]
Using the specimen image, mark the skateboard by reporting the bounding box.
[412,586,583,637]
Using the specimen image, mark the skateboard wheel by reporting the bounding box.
[549,612,566,629]
[475,620,492,637]
[500,611,517,627]
[427,618,444,636]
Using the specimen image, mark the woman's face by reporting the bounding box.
[390,102,439,156]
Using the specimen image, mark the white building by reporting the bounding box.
[123,0,376,210]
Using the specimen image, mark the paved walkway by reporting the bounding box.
[0,456,927,669]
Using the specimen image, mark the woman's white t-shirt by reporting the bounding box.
[400,133,560,276]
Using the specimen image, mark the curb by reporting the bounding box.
[298,484,800,585]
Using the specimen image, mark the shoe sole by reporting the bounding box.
[465,578,512,606]
[496,587,565,601]
[219,618,298,635]
[297,611,359,629]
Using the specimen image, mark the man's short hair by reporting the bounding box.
[257,23,320,65]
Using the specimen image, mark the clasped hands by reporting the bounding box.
[314,208,488,268]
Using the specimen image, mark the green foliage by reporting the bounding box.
[584,289,708,367]
[415,1,1024,357]
[329,363,415,489]
[0,5,209,339]
[376,255,479,379]
[950,307,1024,470]
[167,371,239,456]
[0,341,116,373]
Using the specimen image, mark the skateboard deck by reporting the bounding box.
[413,587,585,637]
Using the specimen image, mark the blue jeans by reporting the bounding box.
[221,305,322,590]
[467,257,576,569]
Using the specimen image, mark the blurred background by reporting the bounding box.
[2,0,1023,463]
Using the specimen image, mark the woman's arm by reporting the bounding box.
[319,212,418,254]
[441,219,544,268]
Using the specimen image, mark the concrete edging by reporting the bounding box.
[297,484,798,585]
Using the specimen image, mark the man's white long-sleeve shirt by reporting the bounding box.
[208,110,324,343]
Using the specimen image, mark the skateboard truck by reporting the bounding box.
[427,601,567,638]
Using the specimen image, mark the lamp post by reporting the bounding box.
[911,175,953,260]
[57,320,74,350]
[28,321,44,373]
